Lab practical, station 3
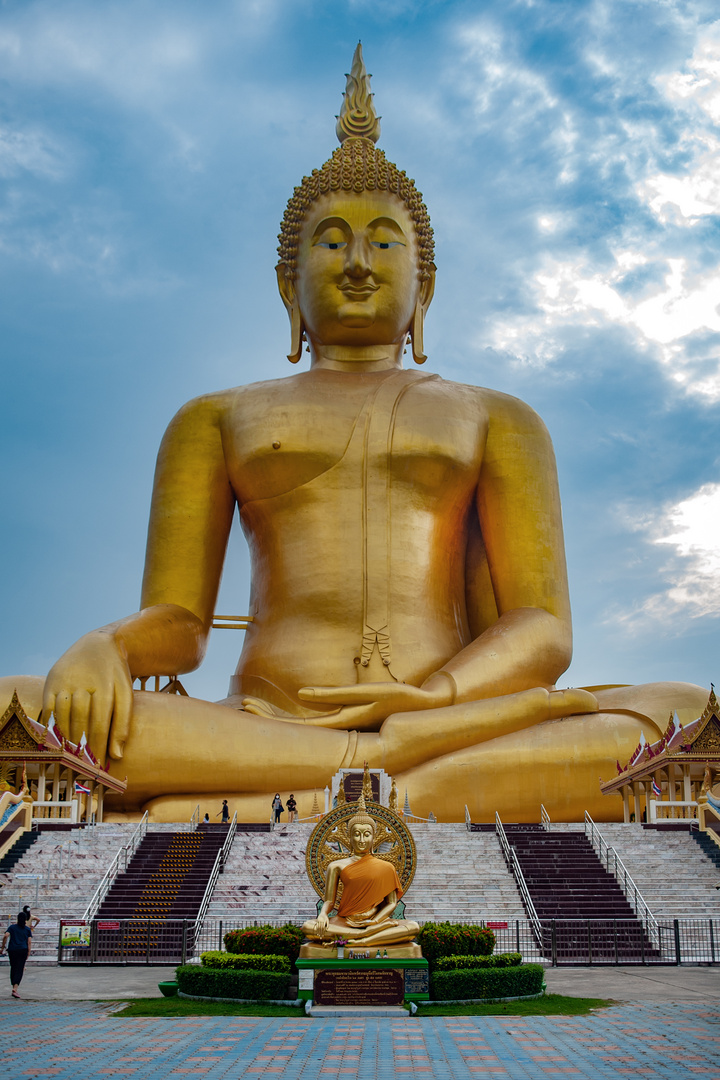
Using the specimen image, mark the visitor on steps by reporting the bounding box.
[203,813,210,823]
[216,799,230,824]
[0,911,32,998]
[22,906,39,930]
[286,794,297,824]
[271,793,284,828]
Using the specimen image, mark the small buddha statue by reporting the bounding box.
[0,46,707,823]
[302,800,419,949]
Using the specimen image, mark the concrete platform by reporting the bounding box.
[308,1004,409,1017]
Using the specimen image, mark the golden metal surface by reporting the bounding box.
[302,795,419,948]
[305,797,416,899]
[0,48,708,822]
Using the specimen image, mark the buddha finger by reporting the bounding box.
[69,689,91,746]
[53,690,72,732]
[109,677,133,760]
[88,688,113,763]
[299,685,380,704]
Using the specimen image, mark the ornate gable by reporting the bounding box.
[691,715,720,756]
[0,691,43,752]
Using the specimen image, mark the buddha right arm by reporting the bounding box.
[42,394,235,761]
[315,863,342,934]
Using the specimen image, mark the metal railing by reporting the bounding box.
[193,812,238,938]
[464,804,471,831]
[222,811,237,864]
[540,804,551,829]
[584,811,659,946]
[190,805,200,831]
[495,812,542,945]
[82,811,148,922]
[56,913,720,966]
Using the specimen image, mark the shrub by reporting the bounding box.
[176,964,291,1001]
[434,952,522,972]
[200,951,290,973]
[416,922,495,967]
[223,924,303,962]
[431,964,544,1001]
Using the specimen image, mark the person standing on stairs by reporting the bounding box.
[0,911,32,998]
[286,794,297,824]
[271,793,284,828]
[216,799,230,824]
[22,906,39,930]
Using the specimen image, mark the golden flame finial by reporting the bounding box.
[336,42,381,145]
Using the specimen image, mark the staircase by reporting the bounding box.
[0,830,38,873]
[207,822,525,924]
[569,822,720,919]
[693,830,720,874]
[0,824,137,957]
[504,825,657,962]
[92,824,228,959]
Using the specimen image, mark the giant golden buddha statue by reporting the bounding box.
[1,47,706,822]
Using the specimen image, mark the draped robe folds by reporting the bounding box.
[335,854,402,919]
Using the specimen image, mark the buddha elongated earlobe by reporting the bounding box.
[410,303,427,365]
[288,302,304,364]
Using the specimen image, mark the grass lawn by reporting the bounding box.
[414,994,617,1017]
[114,998,306,1018]
[112,993,615,1019]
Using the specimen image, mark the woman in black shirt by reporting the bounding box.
[1,911,32,997]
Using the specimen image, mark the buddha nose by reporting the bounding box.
[344,236,372,277]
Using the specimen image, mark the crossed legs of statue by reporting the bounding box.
[0,676,706,821]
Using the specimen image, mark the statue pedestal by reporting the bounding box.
[296,957,429,1008]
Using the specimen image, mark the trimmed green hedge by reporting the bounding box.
[176,964,291,1001]
[224,924,303,962]
[199,951,290,973]
[434,952,522,971]
[416,923,495,967]
[431,964,544,1001]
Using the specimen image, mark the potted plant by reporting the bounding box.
[335,937,347,959]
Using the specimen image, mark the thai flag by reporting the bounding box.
[652,779,662,797]
[75,781,91,795]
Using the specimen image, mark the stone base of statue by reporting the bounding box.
[296,957,430,1009]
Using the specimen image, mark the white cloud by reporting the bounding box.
[616,484,720,627]
[0,126,67,179]
[487,253,720,399]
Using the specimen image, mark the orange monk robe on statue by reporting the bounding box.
[336,854,402,919]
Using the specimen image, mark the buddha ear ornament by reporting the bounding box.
[276,264,304,364]
[409,271,436,365]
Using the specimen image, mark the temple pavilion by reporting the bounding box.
[0,691,126,824]
[600,688,720,825]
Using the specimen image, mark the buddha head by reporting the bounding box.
[277,44,435,365]
[347,793,377,854]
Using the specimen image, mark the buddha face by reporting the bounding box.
[349,820,376,854]
[292,190,423,350]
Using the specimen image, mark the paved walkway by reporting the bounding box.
[1,1000,719,1078]
[4,961,720,1002]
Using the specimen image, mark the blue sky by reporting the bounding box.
[2,0,719,705]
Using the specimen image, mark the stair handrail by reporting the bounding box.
[584,811,659,943]
[495,812,543,945]
[222,812,237,866]
[193,846,223,940]
[464,804,471,831]
[82,811,148,923]
[190,805,200,831]
[540,804,551,829]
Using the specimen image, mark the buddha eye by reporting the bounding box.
[318,241,347,250]
[371,241,403,249]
